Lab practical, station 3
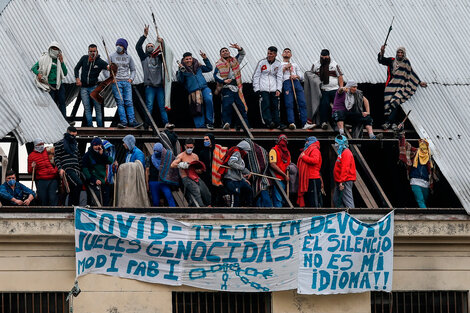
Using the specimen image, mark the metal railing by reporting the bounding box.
[172,292,271,313]
[371,291,469,313]
[0,292,69,313]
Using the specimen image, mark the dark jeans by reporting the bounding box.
[224,179,253,207]
[319,89,337,124]
[386,106,399,124]
[333,110,373,126]
[259,91,280,126]
[88,183,110,206]
[65,169,83,206]
[221,89,250,127]
[305,178,323,208]
[35,179,58,206]
[49,84,66,119]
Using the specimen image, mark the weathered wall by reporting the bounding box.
[0,212,469,313]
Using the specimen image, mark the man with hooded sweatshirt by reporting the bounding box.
[333,135,356,208]
[311,49,343,130]
[28,138,58,206]
[171,138,211,207]
[136,26,174,129]
[177,51,214,129]
[32,41,69,121]
[54,126,82,205]
[82,137,114,206]
[122,135,145,168]
[110,38,143,129]
[220,141,253,207]
[378,45,427,130]
[297,136,323,207]
[145,143,177,207]
[269,134,291,207]
[74,44,109,127]
[398,131,436,208]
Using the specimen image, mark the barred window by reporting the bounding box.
[0,292,69,313]
[371,291,468,313]
[172,292,271,313]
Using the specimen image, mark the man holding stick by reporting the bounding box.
[136,25,174,130]
[214,44,249,130]
[269,134,291,207]
[277,48,309,130]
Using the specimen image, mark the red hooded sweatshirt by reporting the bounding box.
[333,148,356,183]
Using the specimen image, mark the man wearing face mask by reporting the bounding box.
[311,49,344,130]
[297,136,323,207]
[252,46,285,129]
[0,170,36,206]
[32,41,69,121]
[82,137,114,206]
[27,138,58,206]
[398,130,436,208]
[54,126,82,206]
[378,45,427,130]
[177,51,215,129]
[122,135,146,169]
[110,38,143,129]
[333,135,356,208]
[74,44,109,127]
[136,26,174,130]
[171,138,211,207]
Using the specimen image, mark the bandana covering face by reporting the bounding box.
[335,135,348,157]
[413,139,431,167]
[151,143,163,169]
[304,136,318,150]
[276,134,290,162]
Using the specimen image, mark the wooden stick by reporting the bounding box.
[286,168,290,199]
[231,102,254,140]
[290,77,298,104]
[101,36,123,103]
[269,168,295,208]
[113,172,117,207]
[31,165,36,190]
[152,13,169,79]
[219,164,282,181]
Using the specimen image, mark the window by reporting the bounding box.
[0,292,69,313]
[371,291,468,313]
[172,292,271,313]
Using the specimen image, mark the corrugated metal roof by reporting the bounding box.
[403,85,470,213]
[0,0,469,211]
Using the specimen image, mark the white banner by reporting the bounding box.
[75,208,394,294]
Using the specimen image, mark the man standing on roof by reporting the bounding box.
[277,48,310,130]
[171,138,211,207]
[177,51,215,129]
[332,80,378,139]
[54,126,82,206]
[297,136,323,207]
[0,170,36,206]
[269,134,291,207]
[110,38,143,129]
[214,44,250,130]
[220,141,253,207]
[28,138,58,206]
[82,137,114,206]
[398,129,436,208]
[253,46,286,130]
[333,135,356,208]
[378,45,427,130]
[32,41,69,122]
[122,135,145,169]
[136,26,174,130]
[74,44,109,127]
[311,49,344,130]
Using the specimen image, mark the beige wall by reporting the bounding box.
[0,212,469,313]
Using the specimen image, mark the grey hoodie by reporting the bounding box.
[123,135,136,151]
[110,51,136,81]
[225,141,251,182]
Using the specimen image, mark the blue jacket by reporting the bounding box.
[0,182,36,205]
[177,58,213,93]
[125,147,146,169]
[409,163,430,181]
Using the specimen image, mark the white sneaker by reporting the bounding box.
[302,122,315,130]
[223,123,230,130]
[288,123,296,130]
[165,123,175,129]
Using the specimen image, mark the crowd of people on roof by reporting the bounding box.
[31,26,427,133]
[0,122,436,209]
[3,27,435,209]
